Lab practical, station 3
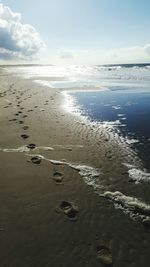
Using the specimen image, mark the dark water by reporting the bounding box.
[70,86,150,170]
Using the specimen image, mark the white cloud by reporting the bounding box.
[102,45,150,64]
[41,44,150,65]
[144,44,150,56]
[0,3,44,60]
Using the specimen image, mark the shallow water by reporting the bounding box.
[68,87,150,170]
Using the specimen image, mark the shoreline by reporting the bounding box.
[0,69,150,266]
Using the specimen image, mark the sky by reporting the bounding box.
[0,0,150,65]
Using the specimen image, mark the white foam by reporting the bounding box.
[28,154,45,160]
[100,120,121,126]
[2,145,54,153]
[39,157,100,188]
[118,114,125,117]
[101,191,150,226]
[112,105,122,110]
[37,146,54,151]
[49,159,67,165]
[124,163,150,183]
[70,164,100,188]
[125,138,139,145]
[128,168,150,183]
[35,155,45,159]
[3,146,30,153]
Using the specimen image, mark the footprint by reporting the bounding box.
[19,121,24,124]
[59,201,79,221]
[27,144,36,149]
[53,172,63,184]
[21,134,29,139]
[9,118,17,121]
[22,115,27,118]
[105,152,113,159]
[23,126,29,130]
[97,245,113,266]
[31,156,41,164]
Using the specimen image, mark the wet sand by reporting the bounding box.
[0,69,150,267]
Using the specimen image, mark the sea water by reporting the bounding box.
[69,85,150,170]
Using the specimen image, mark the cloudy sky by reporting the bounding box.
[0,0,150,65]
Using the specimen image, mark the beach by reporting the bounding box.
[0,67,150,267]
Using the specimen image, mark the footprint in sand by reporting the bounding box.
[97,245,113,266]
[22,115,27,118]
[27,144,36,149]
[53,172,63,184]
[31,156,41,164]
[23,126,29,130]
[21,134,29,139]
[44,100,49,105]
[59,201,79,221]
[9,118,17,121]
[19,121,24,124]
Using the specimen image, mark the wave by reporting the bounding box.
[2,144,150,227]
[1,145,101,191]
[124,163,150,183]
[101,191,150,228]
[98,63,150,70]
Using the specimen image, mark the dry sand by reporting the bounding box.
[0,69,150,267]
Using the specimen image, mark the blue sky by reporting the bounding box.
[1,0,150,64]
